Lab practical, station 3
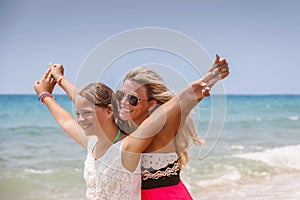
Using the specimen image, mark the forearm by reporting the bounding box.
[124,84,201,153]
[176,79,205,116]
[124,107,167,153]
[59,77,81,102]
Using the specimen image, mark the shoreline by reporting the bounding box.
[188,172,300,200]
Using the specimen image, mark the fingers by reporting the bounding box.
[39,67,57,85]
[218,58,227,65]
[49,63,64,79]
[215,56,229,80]
[202,87,211,97]
[38,64,57,84]
[217,59,227,69]
[33,81,39,88]
[199,82,207,87]
[218,62,230,79]
[50,63,63,68]
[219,63,228,72]
[46,68,53,81]
[33,81,43,95]
[214,54,220,64]
[220,64,229,73]
[205,54,230,88]
[221,69,230,79]
[34,64,60,96]
[42,68,51,80]
[198,80,211,97]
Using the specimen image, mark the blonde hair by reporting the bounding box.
[124,67,203,168]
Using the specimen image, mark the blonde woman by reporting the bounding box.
[118,55,229,199]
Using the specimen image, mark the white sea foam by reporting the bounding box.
[196,170,242,187]
[289,115,299,121]
[228,145,245,150]
[192,173,300,200]
[25,168,55,174]
[256,117,262,122]
[234,144,300,171]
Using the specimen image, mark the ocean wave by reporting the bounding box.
[6,124,58,131]
[25,168,56,174]
[2,125,62,137]
[234,144,300,171]
[289,115,299,121]
[195,168,242,188]
[227,145,245,150]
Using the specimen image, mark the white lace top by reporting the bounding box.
[84,136,141,200]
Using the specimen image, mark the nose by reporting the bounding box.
[119,94,129,105]
[77,114,85,123]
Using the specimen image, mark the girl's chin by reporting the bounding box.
[84,132,93,136]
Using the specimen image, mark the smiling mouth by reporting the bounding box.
[120,105,133,113]
[80,123,92,129]
[119,107,134,117]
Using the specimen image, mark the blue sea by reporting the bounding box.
[0,94,300,200]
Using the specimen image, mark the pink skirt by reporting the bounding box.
[141,180,193,200]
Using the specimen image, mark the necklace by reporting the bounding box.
[112,129,121,144]
[92,129,121,158]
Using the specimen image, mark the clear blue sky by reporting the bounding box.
[1,0,299,94]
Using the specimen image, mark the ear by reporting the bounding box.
[106,104,114,119]
[148,100,159,115]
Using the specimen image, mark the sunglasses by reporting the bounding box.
[116,90,148,106]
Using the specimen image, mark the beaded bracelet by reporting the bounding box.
[39,92,54,103]
[57,76,64,86]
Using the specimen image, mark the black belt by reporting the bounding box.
[141,161,180,190]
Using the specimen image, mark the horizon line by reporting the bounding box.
[1,93,300,96]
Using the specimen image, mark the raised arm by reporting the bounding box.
[123,56,230,154]
[121,78,210,171]
[123,79,210,152]
[49,64,81,102]
[34,69,89,148]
